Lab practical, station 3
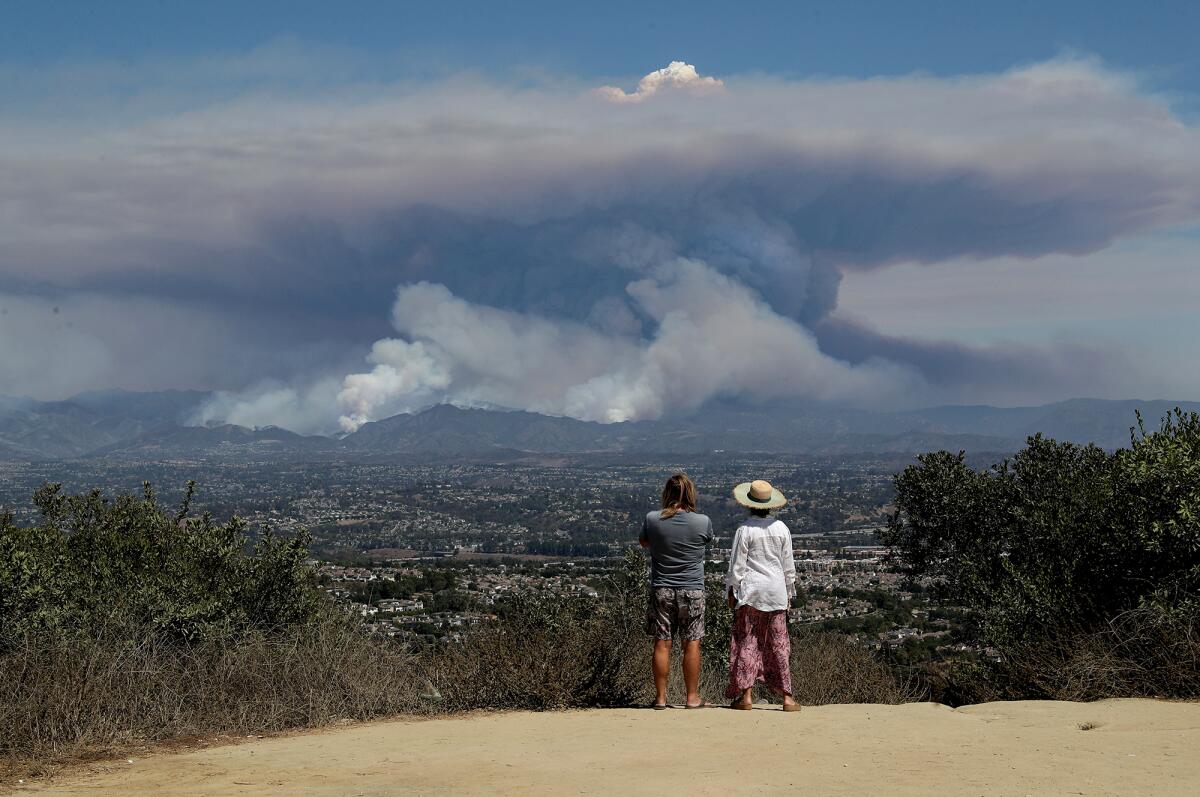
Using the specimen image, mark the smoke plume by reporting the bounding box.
[4,56,1199,430]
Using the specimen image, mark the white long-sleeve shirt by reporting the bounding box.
[725,517,796,612]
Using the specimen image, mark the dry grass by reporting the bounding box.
[1007,607,1200,701]
[427,579,916,711]
[0,618,424,775]
[662,632,919,707]
[788,630,921,705]
[1,590,918,777]
[427,594,647,711]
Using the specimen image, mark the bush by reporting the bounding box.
[0,481,395,773]
[1002,603,1200,701]
[788,630,920,705]
[428,549,648,710]
[0,482,322,646]
[882,409,1200,698]
[880,437,1121,646]
[0,616,423,772]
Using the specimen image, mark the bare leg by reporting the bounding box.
[682,639,703,706]
[653,639,672,706]
[738,687,753,707]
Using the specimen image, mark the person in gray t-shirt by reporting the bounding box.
[638,472,713,709]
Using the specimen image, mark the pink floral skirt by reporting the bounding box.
[725,605,792,699]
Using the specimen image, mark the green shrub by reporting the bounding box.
[882,409,1200,697]
[0,482,323,646]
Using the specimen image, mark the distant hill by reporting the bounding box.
[305,397,1200,457]
[0,390,1196,460]
[342,404,620,454]
[90,423,338,458]
[0,389,212,459]
[903,398,1200,449]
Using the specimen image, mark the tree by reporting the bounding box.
[880,411,1200,650]
[1113,409,1200,619]
[0,482,324,647]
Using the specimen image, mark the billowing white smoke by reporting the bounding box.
[336,340,452,432]
[595,61,724,103]
[335,259,913,431]
[192,378,343,433]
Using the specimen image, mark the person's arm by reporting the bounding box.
[781,523,797,599]
[639,515,650,549]
[726,526,749,607]
[703,515,716,570]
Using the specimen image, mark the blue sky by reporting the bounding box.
[5,1,1200,97]
[1,2,1198,430]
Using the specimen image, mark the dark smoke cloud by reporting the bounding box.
[1,58,1197,429]
[811,317,1137,406]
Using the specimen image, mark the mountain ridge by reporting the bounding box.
[1,391,1197,460]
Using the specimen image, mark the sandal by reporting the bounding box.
[685,701,712,709]
[782,703,802,712]
[728,700,753,710]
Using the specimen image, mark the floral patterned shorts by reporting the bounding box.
[645,587,706,641]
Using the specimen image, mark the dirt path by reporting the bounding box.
[19,699,1200,796]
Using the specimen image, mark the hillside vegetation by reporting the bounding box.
[0,490,905,774]
[2,409,1198,774]
[882,409,1200,701]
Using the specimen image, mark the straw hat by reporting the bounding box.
[732,479,787,510]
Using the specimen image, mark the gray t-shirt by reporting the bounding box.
[640,510,714,589]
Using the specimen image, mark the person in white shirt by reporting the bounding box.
[724,479,801,711]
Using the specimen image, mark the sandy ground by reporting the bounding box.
[16,699,1200,796]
